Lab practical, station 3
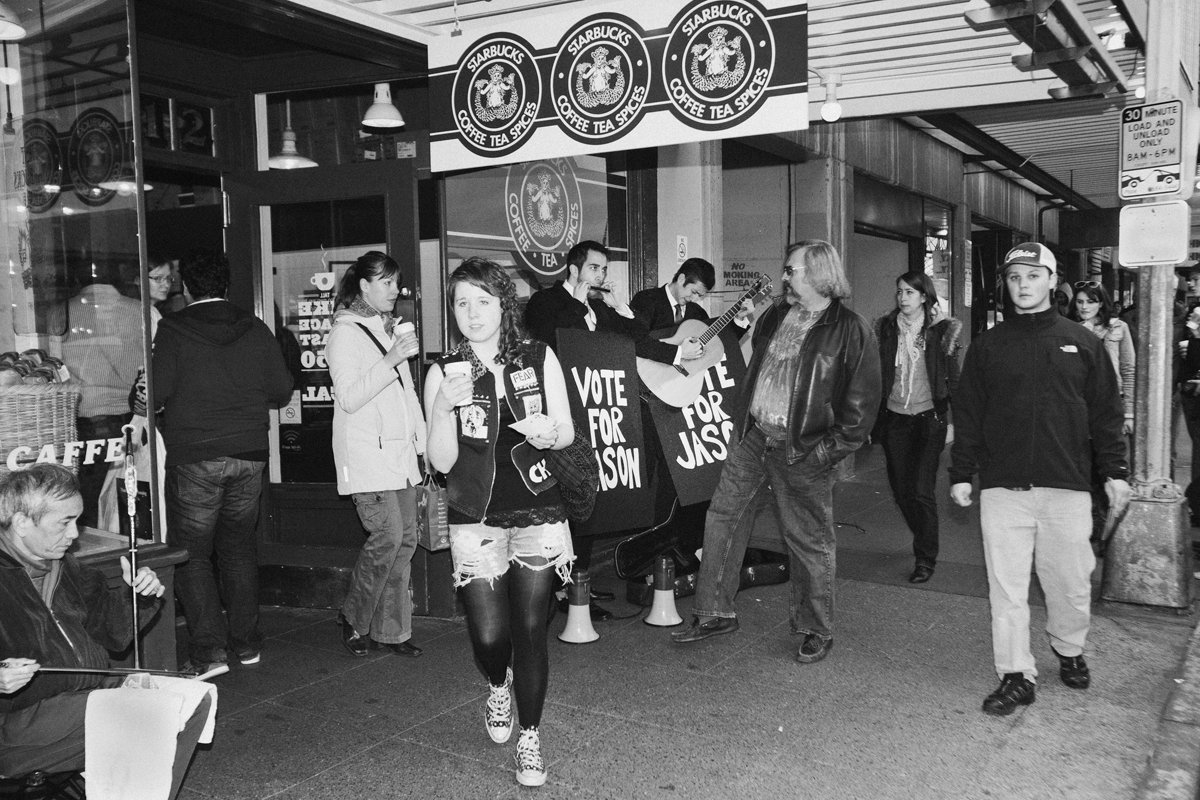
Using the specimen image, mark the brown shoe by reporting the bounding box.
[670,616,739,643]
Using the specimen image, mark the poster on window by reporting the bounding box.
[553,329,653,535]
[429,0,807,172]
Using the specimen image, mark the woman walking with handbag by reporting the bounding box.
[876,271,962,584]
[326,251,426,658]
[424,257,575,788]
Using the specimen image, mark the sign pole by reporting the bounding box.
[1101,0,1199,609]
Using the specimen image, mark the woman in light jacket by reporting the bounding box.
[326,250,426,657]
[1070,280,1134,549]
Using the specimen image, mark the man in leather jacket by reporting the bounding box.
[671,240,880,665]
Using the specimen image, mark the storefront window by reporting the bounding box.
[0,1,152,536]
[441,153,628,323]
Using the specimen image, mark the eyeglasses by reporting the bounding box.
[783,265,803,276]
[148,275,172,284]
[1073,280,1101,289]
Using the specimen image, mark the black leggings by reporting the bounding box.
[460,563,557,729]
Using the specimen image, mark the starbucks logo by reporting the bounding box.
[505,159,583,276]
[662,0,775,129]
[67,108,122,206]
[551,15,650,144]
[22,119,62,214]
[451,34,541,157]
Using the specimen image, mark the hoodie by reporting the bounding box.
[152,299,294,467]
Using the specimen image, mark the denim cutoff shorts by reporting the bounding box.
[449,520,574,588]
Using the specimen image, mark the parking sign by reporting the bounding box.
[1119,100,1184,200]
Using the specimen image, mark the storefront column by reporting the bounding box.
[656,142,723,288]
[789,127,852,261]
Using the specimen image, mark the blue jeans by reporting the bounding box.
[693,426,837,639]
[167,457,266,662]
[342,488,420,644]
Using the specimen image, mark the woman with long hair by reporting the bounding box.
[876,271,962,584]
[1070,281,1135,549]
[326,250,426,658]
[424,257,575,788]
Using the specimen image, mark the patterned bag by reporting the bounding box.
[544,430,599,522]
[415,472,450,551]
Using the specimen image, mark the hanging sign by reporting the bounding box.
[429,0,808,172]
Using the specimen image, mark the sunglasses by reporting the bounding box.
[1073,280,1101,289]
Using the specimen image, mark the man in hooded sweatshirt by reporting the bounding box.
[152,250,294,671]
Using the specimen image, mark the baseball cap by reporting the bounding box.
[1002,242,1056,274]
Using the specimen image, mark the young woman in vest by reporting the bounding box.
[876,270,962,584]
[326,251,426,658]
[424,257,575,788]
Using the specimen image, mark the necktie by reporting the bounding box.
[674,304,684,324]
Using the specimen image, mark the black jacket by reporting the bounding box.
[629,285,709,364]
[739,298,881,466]
[948,307,1128,490]
[153,299,294,467]
[0,548,161,714]
[875,313,963,417]
[524,281,645,349]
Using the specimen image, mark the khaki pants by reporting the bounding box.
[979,487,1094,680]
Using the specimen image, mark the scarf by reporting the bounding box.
[894,314,925,410]
[347,296,394,337]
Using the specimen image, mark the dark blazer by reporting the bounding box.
[629,286,709,364]
[524,281,644,349]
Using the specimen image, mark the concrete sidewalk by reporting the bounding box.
[175,444,1199,800]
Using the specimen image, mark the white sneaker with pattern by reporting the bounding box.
[485,667,514,744]
[515,727,547,787]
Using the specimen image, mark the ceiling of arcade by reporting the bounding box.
[285,0,1152,211]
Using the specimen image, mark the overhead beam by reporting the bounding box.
[921,112,1099,210]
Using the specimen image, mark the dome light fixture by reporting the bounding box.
[269,98,318,169]
[820,72,843,123]
[0,2,26,41]
[362,83,404,129]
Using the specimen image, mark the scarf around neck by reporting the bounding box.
[347,296,394,337]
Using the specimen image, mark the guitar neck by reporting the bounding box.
[698,286,758,345]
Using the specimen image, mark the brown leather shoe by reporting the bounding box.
[670,616,739,643]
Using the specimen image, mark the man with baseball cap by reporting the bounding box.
[949,241,1130,716]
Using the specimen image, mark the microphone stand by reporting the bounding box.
[121,424,141,670]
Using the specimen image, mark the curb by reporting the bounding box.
[1137,615,1200,799]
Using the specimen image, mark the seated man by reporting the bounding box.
[0,464,209,798]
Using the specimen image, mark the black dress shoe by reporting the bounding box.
[378,641,423,658]
[590,588,615,602]
[670,616,739,643]
[982,672,1035,716]
[908,564,934,584]
[1051,647,1090,689]
[337,615,369,657]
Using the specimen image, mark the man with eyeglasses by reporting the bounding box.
[950,242,1130,716]
[671,240,880,666]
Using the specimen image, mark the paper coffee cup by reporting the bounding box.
[443,361,473,406]
[396,321,416,337]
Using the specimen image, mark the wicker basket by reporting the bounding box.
[0,382,82,475]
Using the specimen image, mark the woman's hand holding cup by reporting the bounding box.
[387,322,420,365]
[437,361,474,412]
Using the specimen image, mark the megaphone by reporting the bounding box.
[558,568,599,644]
[644,555,683,627]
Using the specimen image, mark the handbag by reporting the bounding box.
[415,471,450,551]
[544,429,600,522]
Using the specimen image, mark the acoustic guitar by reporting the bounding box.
[635,274,772,408]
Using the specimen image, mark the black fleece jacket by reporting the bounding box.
[152,299,294,467]
[949,307,1128,491]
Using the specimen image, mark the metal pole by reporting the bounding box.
[122,424,142,669]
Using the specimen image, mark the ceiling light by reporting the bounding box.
[268,98,317,170]
[362,83,404,129]
[820,73,843,123]
[0,2,26,41]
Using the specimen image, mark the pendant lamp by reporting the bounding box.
[361,83,404,129]
[0,3,25,41]
[268,99,318,169]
